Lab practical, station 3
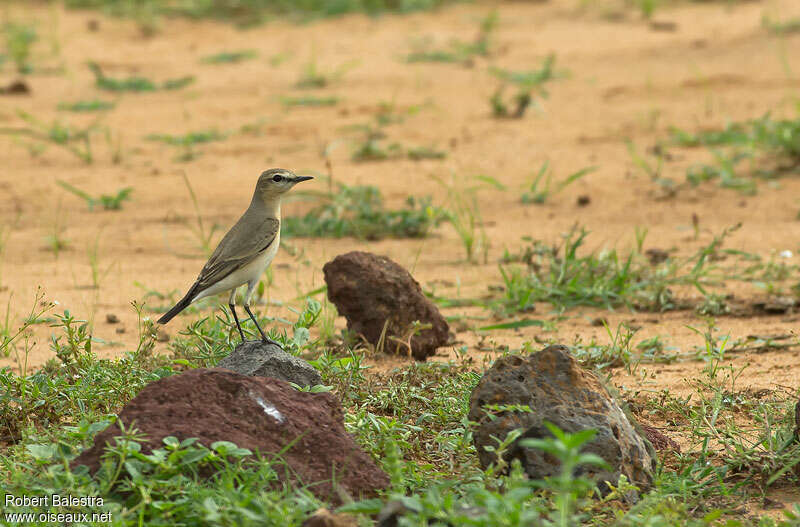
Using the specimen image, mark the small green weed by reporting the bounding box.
[284,179,445,240]
[200,49,257,64]
[667,114,800,194]
[89,62,194,92]
[57,99,116,112]
[295,57,357,89]
[490,54,560,118]
[280,95,339,107]
[146,129,227,161]
[405,10,498,64]
[56,180,132,211]
[521,162,595,204]
[3,22,37,74]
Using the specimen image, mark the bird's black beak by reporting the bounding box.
[293,176,314,183]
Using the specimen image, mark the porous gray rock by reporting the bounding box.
[217,340,322,388]
[323,251,449,360]
[468,344,656,497]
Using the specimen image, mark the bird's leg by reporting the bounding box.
[243,280,281,347]
[229,288,246,343]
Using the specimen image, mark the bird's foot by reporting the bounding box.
[260,337,282,348]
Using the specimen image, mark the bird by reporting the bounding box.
[157,168,312,345]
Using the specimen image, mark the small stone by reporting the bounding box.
[217,340,322,388]
[106,313,119,324]
[591,317,608,327]
[576,195,591,207]
[115,327,125,334]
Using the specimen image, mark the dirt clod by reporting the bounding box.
[0,80,30,95]
[576,195,591,207]
[323,251,449,360]
[640,424,680,453]
[468,345,656,498]
[73,369,388,503]
[105,313,119,324]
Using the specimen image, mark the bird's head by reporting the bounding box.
[255,168,313,201]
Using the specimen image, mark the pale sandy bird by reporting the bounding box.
[158,168,312,344]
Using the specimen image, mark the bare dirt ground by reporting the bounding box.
[2,0,800,464]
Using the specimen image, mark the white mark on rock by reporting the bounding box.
[250,391,284,423]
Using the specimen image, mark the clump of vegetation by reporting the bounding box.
[283,180,445,240]
[200,49,257,64]
[762,15,800,35]
[350,126,446,163]
[405,10,497,64]
[521,162,595,204]
[56,181,132,211]
[145,129,227,161]
[57,99,116,112]
[3,22,37,74]
[295,57,357,89]
[490,54,560,118]
[496,224,740,313]
[0,110,97,163]
[64,0,458,27]
[280,95,339,107]
[668,114,800,195]
[89,62,194,92]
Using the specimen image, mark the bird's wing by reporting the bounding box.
[193,216,280,291]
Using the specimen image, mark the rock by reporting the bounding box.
[468,345,656,497]
[576,195,591,207]
[106,313,119,324]
[218,340,322,388]
[302,508,357,527]
[323,251,449,360]
[73,369,388,503]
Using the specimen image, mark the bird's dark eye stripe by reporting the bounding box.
[272,175,283,182]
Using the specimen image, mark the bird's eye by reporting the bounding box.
[272,175,283,182]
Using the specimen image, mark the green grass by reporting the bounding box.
[64,0,459,26]
[145,129,227,161]
[3,22,37,74]
[666,114,800,195]
[2,291,800,525]
[56,181,132,211]
[490,54,561,118]
[495,224,751,314]
[283,179,445,240]
[521,162,595,204]
[405,10,497,65]
[89,62,194,92]
[200,49,257,64]
[58,99,116,112]
[280,95,340,107]
[0,110,97,164]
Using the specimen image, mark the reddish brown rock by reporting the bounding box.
[641,424,680,453]
[323,251,449,360]
[73,369,388,503]
[468,345,656,497]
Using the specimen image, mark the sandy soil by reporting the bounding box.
[2,0,800,435]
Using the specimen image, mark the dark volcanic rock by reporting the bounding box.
[323,251,449,360]
[218,340,322,388]
[73,369,388,503]
[468,345,656,496]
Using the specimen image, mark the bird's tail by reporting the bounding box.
[157,287,196,325]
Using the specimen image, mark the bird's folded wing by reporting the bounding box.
[194,216,280,290]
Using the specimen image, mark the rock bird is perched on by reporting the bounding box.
[158,169,312,344]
